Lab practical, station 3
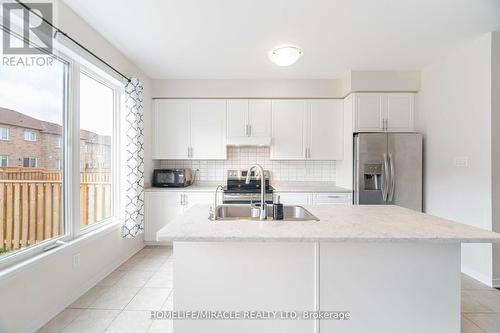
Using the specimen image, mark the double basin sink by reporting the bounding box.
[210,204,320,221]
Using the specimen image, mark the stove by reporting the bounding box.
[223,169,274,204]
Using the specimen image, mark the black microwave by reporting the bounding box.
[153,169,193,187]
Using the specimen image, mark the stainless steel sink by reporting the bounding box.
[209,204,319,221]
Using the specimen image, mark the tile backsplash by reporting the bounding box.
[159,147,336,182]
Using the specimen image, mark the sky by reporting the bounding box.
[0,57,114,136]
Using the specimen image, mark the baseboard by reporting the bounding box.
[461,266,493,288]
[145,240,172,246]
[27,242,144,333]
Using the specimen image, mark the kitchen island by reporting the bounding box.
[157,204,500,333]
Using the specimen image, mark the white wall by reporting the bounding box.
[418,33,493,285]
[491,32,500,285]
[152,79,344,98]
[0,2,150,332]
[349,70,421,93]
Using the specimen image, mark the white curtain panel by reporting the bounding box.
[122,78,145,238]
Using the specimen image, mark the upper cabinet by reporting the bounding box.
[270,99,343,160]
[226,99,272,145]
[352,93,415,132]
[153,99,227,159]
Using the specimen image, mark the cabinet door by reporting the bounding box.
[313,193,352,205]
[183,192,214,211]
[227,99,248,138]
[190,99,227,159]
[354,93,384,132]
[270,100,307,160]
[274,192,312,205]
[386,93,415,131]
[308,100,344,160]
[144,192,183,242]
[248,100,271,137]
[153,100,190,159]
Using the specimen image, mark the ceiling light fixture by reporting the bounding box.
[268,44,303,66]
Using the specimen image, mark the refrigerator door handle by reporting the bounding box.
[382,153,389,202]
[388,153,395,202]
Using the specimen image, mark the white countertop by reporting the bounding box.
[145,182,351,193]
[157,204,500,243]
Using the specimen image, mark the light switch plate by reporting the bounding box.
[453,156,469,168]
[73,253,81,268]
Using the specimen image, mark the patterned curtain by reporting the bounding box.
[122,78,145,238]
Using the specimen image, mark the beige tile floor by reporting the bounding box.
[37,246,500,333]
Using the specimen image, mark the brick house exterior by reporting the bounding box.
[0,107,110,171]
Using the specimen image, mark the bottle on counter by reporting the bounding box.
[273,195,284,220]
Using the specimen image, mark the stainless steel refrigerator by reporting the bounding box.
[353,133,422,211]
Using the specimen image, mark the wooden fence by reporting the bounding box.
[0,168,111,251]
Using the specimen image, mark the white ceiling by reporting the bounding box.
[62,0,500,79]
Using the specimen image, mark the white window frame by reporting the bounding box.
[0,127,9,140]
[22,156,37,168]
[76,66,122,236]
[0,30,124,270]
[0,155,8,167]
[24,130,37,141]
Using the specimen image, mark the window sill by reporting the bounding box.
[0,219,125,281]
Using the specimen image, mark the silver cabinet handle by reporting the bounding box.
[245,124,249,136]
[327,195,342,198]
[248,124,251,136]
[382,153,389,201]
[388,153,395,202]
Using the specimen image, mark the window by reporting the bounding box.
[22,157,37,168]
[0,27,121,267]
[24,130,37,141]
[79,71,115,229]
[0,127,9,140]
[0,50,67,261]
[0,155,8,167]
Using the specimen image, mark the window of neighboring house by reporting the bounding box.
[0,127,9,140]
[24,130,37,141]
[79,71,117,230]
[55,136,62,148]
[0,155,8,167]
[22,157,37,168]
[55,159,62,170]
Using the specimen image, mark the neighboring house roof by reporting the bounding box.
[0,107,111,145]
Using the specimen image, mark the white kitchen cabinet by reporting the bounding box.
[190,100,227,159]
[386,93,415,131]
[226,99,271,144]
[153,99,227,160]
[145,190,215,242]
[144,191,184,242]
[313,193,352,205]
[153,100,190,159]
[274,192,312,205]
[352,93,416,132]
[271,100,343,160]
[307,100,343,160]
[270,100,307,160]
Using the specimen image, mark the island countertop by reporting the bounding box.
[157,204,500,243]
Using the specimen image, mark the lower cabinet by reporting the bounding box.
[275,192,352,205]
[144,191,213,242]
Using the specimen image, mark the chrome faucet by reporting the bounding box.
[210,185,224,220]
[245,164,267,220]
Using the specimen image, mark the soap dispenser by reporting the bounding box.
[273,195,284,220]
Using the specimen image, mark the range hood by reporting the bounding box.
[226,136,272,146]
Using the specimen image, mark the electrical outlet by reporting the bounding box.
[453,156,469,168]
[73,253,81,268]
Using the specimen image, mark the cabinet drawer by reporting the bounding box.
[313,193,352,205]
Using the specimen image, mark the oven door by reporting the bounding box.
[223,192,274,205]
